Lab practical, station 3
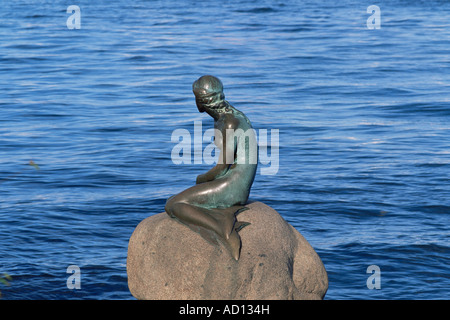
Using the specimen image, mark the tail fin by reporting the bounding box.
[234,221,251,232]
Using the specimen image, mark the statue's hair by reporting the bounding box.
[193,75,224,100]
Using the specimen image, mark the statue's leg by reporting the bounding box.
[166,200,246,238]
[167,202,246,260]
[166,202,224,237]
[164,179,250,260]
[166,200,250,259]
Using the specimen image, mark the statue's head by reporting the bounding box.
[192,75,225,112]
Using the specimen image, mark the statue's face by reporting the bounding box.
[194,93,216,113]
[195,96,206,112]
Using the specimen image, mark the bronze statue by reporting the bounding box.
[165,75,258,260]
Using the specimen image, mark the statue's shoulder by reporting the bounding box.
[219,104,252,129]
[223,114,240,130]
[233,108,252,128]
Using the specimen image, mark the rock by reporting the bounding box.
[127,201,328,300]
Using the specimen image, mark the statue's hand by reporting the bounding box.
[196,163,228,184]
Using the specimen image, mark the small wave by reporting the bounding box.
[124,55,150,62]
[379,102,450,116]
[234,7,278,14]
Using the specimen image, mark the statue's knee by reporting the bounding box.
[165,197,184,218]
[169,201,193,221]
[165,200,174,217]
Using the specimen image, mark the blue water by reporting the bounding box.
[1,0,449,300]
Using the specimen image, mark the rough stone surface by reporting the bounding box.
[127,201,328,300]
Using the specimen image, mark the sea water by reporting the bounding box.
[0,0,449,299]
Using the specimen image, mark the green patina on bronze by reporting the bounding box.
[165,75,258,260]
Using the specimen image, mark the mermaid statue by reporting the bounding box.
[165,75,258,260]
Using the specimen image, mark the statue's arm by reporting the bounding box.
[196,117,238,184]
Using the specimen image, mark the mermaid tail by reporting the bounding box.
[195,205,250,260]
[214,205,251,260]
